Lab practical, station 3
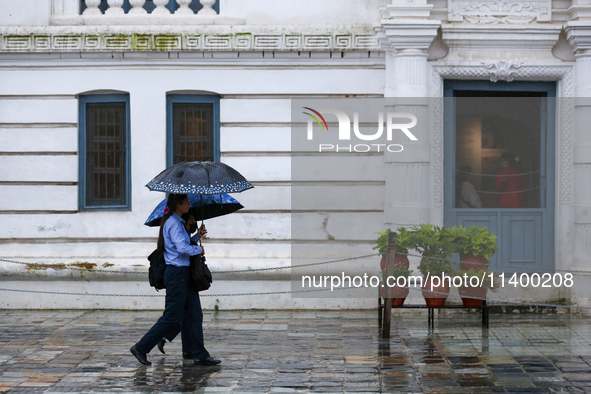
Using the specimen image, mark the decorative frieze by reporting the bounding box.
[103,34,131,50]
[448,0,552,24]
[4,36,31,51]
[0,31,379,52]
[203,34,232,50]
[34,36,51,50]
[253,35,281,50]
[53,35,82,50]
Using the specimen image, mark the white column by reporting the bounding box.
[198,0,217,15]
[152,0,171,14]
[129,0,147,14]
[374,0,440,227]
[82,0,102,15]
[566,22,591,272]
[105,0,125,14]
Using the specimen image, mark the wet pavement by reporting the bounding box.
[1,309,591,393]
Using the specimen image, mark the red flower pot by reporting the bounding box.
[380,285,410,307]
[380,253,410,271]
[459,286,487,307]
[421,277,450,307]
[460,254,488,271]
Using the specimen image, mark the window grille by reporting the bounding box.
[79,95,131,210]
[167,95,220,165]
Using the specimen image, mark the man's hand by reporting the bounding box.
[200,246,205,256]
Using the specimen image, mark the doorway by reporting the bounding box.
[444,80,556,273]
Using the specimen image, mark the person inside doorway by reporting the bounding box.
[495,152,526,208]
[457,165,482,209]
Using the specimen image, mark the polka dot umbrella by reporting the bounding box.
[146,161,254,195]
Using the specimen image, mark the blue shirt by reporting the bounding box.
[163,213,202,267]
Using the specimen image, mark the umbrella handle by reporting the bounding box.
[200,194,204,247]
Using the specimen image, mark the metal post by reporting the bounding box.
[381,231,397,338]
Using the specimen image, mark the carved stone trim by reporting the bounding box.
[448,0,552,24]
[482,60,523,82]
[430,63,574,207]
[0,31,379,52]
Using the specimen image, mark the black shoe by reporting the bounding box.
[130,345,151,366]
[194,356,221,365]
[182,353,193,359]
[157,339,166,354]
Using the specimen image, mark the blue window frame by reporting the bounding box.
[166,94,220,166]
[79,94,131,211]
[80,0,219,14]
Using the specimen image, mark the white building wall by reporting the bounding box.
[0,48,388,309]
[1,0,590,309]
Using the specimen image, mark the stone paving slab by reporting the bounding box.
[0,310,591,393]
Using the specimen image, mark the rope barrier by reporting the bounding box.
[455,184,542,194]
[1,252,590,310]
[0,253,381,276]
[2,252,591,276]
[455,169,541,177]
[1,284,590,311]
[0,287,334,298]
[397,251,591,275]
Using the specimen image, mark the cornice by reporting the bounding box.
[565,22,591,55]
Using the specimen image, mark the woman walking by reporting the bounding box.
[130,193,221,366]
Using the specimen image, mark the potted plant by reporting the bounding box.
[457,267,499,307]
[410,224,454,258]
[417,254,454,307]
[380,263,413,307]
[373,227,414,271]
[411,224,455,307]
[451,225,498,271]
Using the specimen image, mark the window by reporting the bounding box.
[79,94,131,210]
[453,91,546,209]
[167,94,220,165]
[80,0,219,14]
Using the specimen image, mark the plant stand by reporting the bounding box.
[378,292,490,329]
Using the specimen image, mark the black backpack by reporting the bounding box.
[148,249,166,291]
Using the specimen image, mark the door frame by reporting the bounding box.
[443,80,556,272]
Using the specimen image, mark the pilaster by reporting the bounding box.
[374,1,439,226]
[565,22,591,269]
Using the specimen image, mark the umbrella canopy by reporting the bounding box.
[144,194,244,227]
[146,161,254,195]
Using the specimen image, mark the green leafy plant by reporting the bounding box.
[452,225,498,259]
[372,227,414,255]
[373,228,391,256]
[214,298,220,311]
[381,261,413,281]
[457,267,500,292]
[409,224,454,258]
[417,254,453,277]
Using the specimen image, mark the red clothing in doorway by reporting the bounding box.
[495,166,525,208]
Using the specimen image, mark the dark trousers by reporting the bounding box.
[135,265,209,360]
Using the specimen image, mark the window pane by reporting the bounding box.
[454,93,544,209]
[172,103,214,164]
[86,102,127,207]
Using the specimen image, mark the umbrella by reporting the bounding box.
[146,161,254,195]
[144,194,244,227]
